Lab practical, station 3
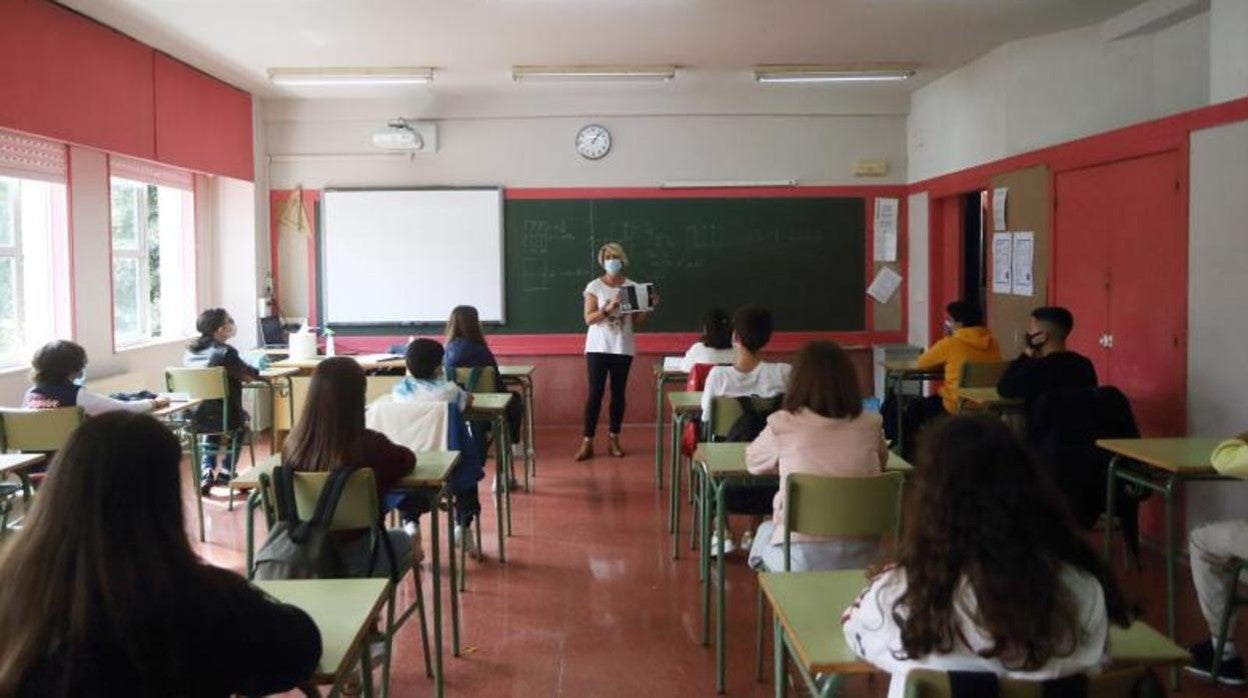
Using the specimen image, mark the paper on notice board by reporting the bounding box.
[867,266,903,304]
[873,197,899,262]
[992,187,1008,231]
[992,233,1012,294]
[1011,231,1034,296]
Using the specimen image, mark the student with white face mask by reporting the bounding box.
[575,242,658,461]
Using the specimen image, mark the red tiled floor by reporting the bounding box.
[187,425,1246,696]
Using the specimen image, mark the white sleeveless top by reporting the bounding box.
[583,277,636,356]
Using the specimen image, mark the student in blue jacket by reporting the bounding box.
[443,305,525,464]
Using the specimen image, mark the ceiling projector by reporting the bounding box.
[372,119,424,150]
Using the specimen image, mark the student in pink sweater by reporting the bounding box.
[745,340,889,572]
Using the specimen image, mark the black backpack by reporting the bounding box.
[253,466,353,580]
[722,395,784,442]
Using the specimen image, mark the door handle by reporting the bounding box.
[1105,334,1114,349]
[1098,334,1109,348]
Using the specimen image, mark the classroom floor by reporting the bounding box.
[189,425,1246,697]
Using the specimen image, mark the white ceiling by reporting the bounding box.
[58,0,1146,104]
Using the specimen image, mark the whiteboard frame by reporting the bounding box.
[317,186,506,328]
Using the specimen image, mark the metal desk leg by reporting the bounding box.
[1104,455,1121,560]
[494,425,507,563]
[892,372,906,456]
[446,489,460,657]
[668,411,682,533]
[430,486,444,698]
[522,377,535,487]
[1163,474,1179,690]
[654,370,666,489]
[500,415,513,537]
[671,413,686,559]
[715,479,728,694]
[701,469,713,646]
[774,616,787,698]
[245,490,259,580]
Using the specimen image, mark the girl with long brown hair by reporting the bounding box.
[443,305,525,478]
[0,411,319,696]
[842,415,1131,697]
[283,356,418,573]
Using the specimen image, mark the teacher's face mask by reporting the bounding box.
[604,259,624,275]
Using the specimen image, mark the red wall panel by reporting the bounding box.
[0,0,155,159]
[154,53,253,181]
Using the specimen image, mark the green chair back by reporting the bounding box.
[782,471,904,571]
[454,366,498,393]
[0,407,85,452]
[366,375,402,405]
[709,395,783,440]
[904,667,1162,698]
[165,366,229,400]
[288,467,380,533]
[959,361,1010,388]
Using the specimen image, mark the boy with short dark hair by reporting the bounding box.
[393,338,472,412]
[997,305,1098,415]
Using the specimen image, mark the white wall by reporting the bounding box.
[211,176,261,349]
[265,106,908,190]
[1186,119,1248,527]
[1210,0,1248,103]
[907,10,1210,183]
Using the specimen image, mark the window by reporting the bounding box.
[0,174,69,366]
[109,166,195,348]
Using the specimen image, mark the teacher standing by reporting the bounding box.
[576,243,655,461]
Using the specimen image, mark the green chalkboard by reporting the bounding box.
[495,197,866,333]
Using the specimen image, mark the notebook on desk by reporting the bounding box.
[662,356,684,372]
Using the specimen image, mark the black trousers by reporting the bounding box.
[583,352,633,437]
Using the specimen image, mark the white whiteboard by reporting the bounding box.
[321,189,504,324]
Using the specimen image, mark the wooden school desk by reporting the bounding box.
[465,392,517,563]
[0,453,47,511]
[233,451,463,697]
[666,391,702,558]
[879,360,943,455]
[244,366,299,454]
[151,398,203,420]
[654,358,690,490]
[1099,438,1228,654]
[694,443,913,693]
[272,355,407,373]
[498,365,537,489]
[759,570,1190,698]
[953,386,1024,414]
[254,578,389,698]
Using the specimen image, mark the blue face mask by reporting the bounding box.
[72,369,87,387]
[943,319,955,336]
[604,259,624,276]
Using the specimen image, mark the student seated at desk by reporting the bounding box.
[443,304,524,459]
[882,301,1001,453]
[392,339,483,550]
[0,412,320,696]
[284,357,420,572]
[1184,432,1248,685]
[701,305,791,554]
[745,340,888,572]
[183,308,263,495]
[842,416,1130,698]
[23,340,170,415]
[679,307,735,372]
[997,306,1097,419]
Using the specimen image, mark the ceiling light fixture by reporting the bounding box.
[267,67,435,86]
[512,65,676,82]
[754,64,916,84]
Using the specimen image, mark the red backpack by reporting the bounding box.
[679,363,717,457]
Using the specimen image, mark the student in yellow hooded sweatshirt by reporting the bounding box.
[883,301,1001,457]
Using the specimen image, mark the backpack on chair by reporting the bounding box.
[722,395,783,443]
[253,465,353,580]
[679,363,719,457]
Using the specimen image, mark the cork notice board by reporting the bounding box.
[988,165,1050,356]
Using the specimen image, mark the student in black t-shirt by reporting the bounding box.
[997,306,1098,417]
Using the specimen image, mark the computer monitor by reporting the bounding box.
[258,316,287,348]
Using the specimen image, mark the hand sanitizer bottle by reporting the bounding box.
[324,328,336,357]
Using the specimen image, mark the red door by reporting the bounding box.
[1053,151,1187,436]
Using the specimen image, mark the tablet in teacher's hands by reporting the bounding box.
[616,283,657,313]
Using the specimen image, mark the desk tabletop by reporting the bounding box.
[1096,438,1224,474]
[668,391,703,412]
[694,442,912,477]
[498,365,535,378]
[254,578,389,682]
[953,387,1023,409]
[467,392,512,413]
[0,452,46,474]
[152,398,203,419]
[879,360,942,375]
[760,570,1189,677]
[258,366,300,379]
[655,359,689,378]
[273,356,406,371]
[230,451,461,490]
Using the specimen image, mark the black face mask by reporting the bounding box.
[1024,331,1046,349]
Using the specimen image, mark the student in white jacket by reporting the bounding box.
[1184,432,1248,685]
[841,415,1131,697]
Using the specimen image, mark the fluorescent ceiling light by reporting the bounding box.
[268,67,434,86]
[754,65,916,84]
[512,65,676,82]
